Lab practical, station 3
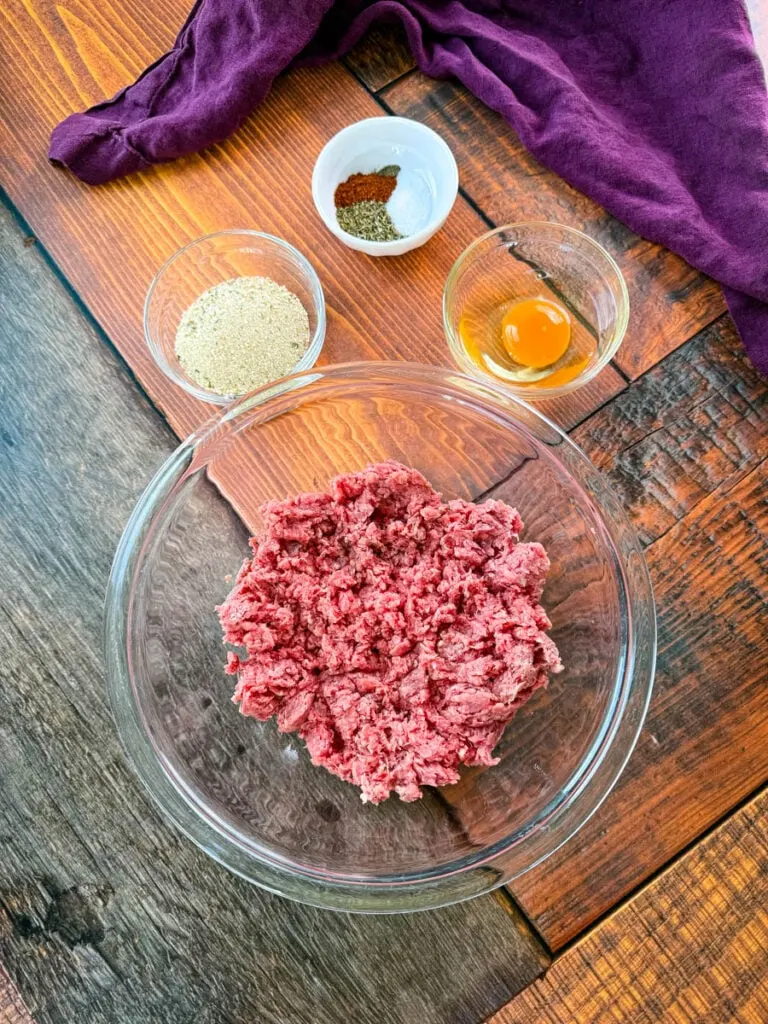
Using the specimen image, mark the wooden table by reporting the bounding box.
[0,4,766,1022]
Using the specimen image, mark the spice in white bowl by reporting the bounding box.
[334,167,403,242]
[175,276,310,396]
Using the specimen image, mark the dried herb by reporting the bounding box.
[336,200,402,242]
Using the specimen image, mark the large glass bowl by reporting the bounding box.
[105,362,655,913]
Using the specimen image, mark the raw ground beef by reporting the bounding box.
[218,461,562,804]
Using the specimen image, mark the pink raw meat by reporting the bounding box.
[218,461,562,804]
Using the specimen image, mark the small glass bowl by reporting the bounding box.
[444,223,629,400]
[105,362,655,913]
[144,230,326,405]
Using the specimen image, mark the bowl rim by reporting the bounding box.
[311,116,459,253]
[105,361,655,913]
[443,221,631,400]
[143,228,327,406]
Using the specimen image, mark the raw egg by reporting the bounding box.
[501,297,571,369]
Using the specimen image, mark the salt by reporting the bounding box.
[386,168,435,237]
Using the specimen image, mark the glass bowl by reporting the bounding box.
[105,362,655,913]
[444,223,629,400]
[144,230,326,405]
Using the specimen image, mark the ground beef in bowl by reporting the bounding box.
[218,460,562,804]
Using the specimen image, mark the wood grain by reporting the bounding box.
[503,320,768,947]
[344,22,415,92]
[0,0,623,439]
[1,2,765,1001]
[0,201,550,1022]
[494,789,768,1024]
[383,74,726,379]
[0,966,34,1024]
[571,315,768,545]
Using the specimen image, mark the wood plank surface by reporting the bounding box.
[0,966,34,1024]
[0,200,550,1023]
[494,789,768,1024]
[344,22,415,92]
[570,316,768,544]
[0,0,623,437]
[2,3,767,1011]
[503,316,768,947]
[382,73,726,379]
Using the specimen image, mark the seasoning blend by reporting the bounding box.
[175,276,310,396]
[334,166,403,242]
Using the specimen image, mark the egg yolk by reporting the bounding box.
[501,298,571,369]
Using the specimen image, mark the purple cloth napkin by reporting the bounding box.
[50,0,768,374]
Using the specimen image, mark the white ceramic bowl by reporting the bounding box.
[312,117,459,257]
